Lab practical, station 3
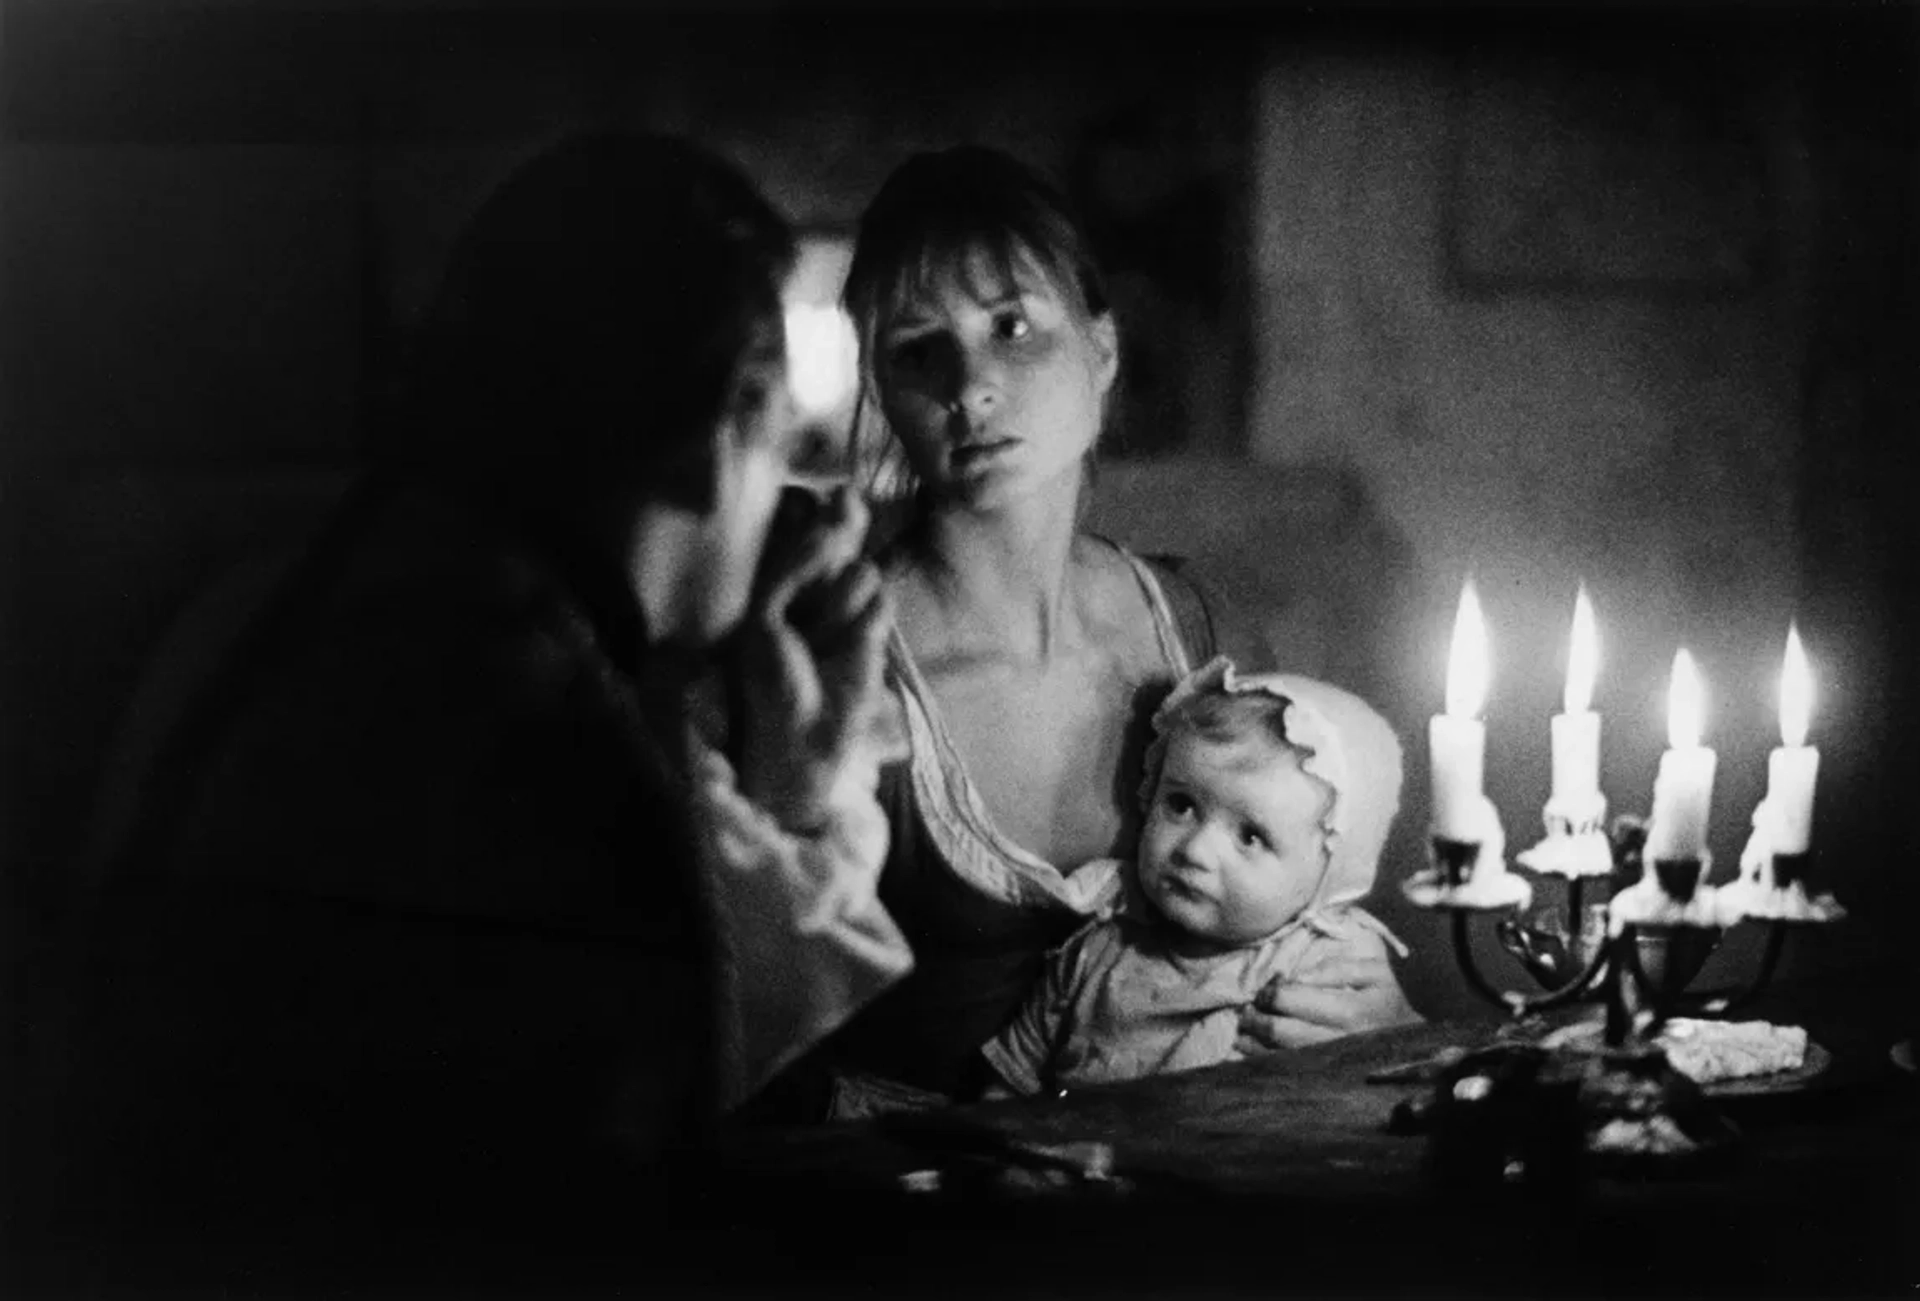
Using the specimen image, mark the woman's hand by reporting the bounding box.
[735,484,901,833]
[1235,930,1422,1053]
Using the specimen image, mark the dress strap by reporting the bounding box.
[1113,545,1195,679]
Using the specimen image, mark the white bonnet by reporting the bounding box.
[1139,656,1404,910]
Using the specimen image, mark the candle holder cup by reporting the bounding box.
[1769,852,1812,892]
[1629,925,1723,997]
[1651,857,1703,903]
[1432,837,1480,888]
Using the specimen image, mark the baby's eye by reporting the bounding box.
[992,310,1032,343]
[1238,824,1270,851]
[1163,792,1197,818]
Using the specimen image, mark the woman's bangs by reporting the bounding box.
[881,223,1075,322]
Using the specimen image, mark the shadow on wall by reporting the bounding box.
[1084,454,1416,709]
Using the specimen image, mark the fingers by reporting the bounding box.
[790,557,885,643]
[1260,982,1377,1032]
[1281,954,1395,991]
[862,688,911,767]
[1235,1012,1346,1054]
[762,485,869,617]
[818,577,894,738]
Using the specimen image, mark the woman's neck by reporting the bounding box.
[902,467,1086,663]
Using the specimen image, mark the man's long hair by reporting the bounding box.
[390,132,795,513]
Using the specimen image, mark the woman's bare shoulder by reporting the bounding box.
[1071,534,1176,664]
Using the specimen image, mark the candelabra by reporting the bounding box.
[1403,806,1846,1047]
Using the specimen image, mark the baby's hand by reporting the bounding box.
[1235,932,1421,1054]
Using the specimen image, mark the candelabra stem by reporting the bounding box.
[1603,929,1634,1047]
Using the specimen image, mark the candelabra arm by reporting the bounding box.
[1451,908,1614,1016]
[1451,909,1518,1011]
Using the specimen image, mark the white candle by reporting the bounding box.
[1550,586,1602,807]
[1645,649,1716,863]
[1430,580,1489,842]
[1766,624,1819,855]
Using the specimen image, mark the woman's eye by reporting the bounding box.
[886,336,935,372]
[1238,825,1269,851]
[1164,793,1196,817]
[992,311,1032,343]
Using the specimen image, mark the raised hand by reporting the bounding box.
[734,484,900,832]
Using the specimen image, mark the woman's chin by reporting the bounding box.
[939,461,1087,515]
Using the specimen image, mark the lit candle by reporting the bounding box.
[1550,587,1602,810]
[1430,580,1489,843]
[1645,649,1717,863]
[1766,625,1819,856]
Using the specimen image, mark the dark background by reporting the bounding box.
[3,0,1915,1037]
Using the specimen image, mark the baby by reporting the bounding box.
[983,656,1409,1096]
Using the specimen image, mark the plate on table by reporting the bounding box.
[1537,1020,1833,1099]
[1700,1040,1832,1097]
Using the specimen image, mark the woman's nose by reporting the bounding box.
[952,346,1003,417]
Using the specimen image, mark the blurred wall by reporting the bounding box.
[1245,29,1824,1013]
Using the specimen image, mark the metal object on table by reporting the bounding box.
[875,1111,1120,1189]
[1404,812,1847,1047]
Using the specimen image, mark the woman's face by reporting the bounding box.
[873,245,1117,509]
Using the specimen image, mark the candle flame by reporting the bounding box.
[1780,624,1813,748]
[1564,586,1598,715]
[1667,648,1705,750]
[1445,580,1489,720]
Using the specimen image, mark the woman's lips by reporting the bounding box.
[950,438,1016,468]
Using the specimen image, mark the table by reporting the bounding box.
[688,1010,1920,1298]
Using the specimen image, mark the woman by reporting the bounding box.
[26,133,909,1282]
[816,146,1417,1113]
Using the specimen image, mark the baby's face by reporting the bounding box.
[1138,731,1331,946]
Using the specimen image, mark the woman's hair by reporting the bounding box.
[390,131,795,511]
[840,145,1113,498]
